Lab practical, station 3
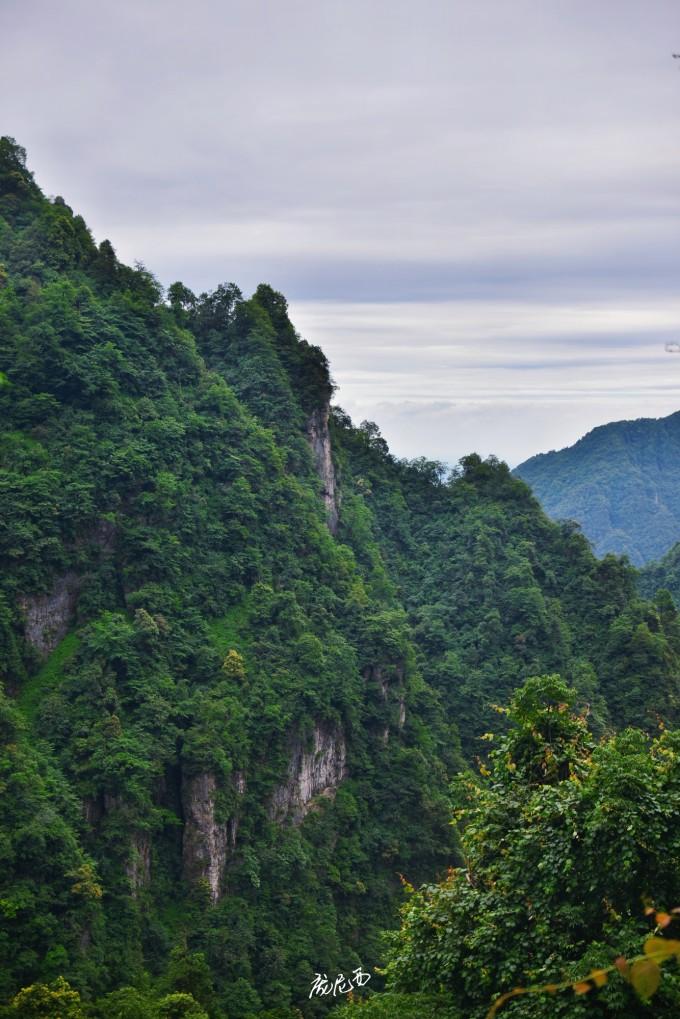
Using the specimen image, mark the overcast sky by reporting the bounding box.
[2,0,679,465]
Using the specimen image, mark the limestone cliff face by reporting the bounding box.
[181,770,246,902]
[19,572,81,656]
[307,403,339,534]
[181,772,228,902]
[398,695,407,728]
[82,794,152,896]
[19,519,116,656]
[363,662,407,744]
[125,833,151,896]
[270,723,347,824]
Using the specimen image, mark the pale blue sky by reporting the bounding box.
[2,0,679,464]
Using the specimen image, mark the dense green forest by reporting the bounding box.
[2,137,680,1017]
[515,412,680,565]
[639,542,680,607]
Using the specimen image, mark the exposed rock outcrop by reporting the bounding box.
[226,770,247,850]
[363,663,407,743]
[19,572,81,656]
[83,796,103,827]
[19,518,117,656]
[181,772,228,902]
[307,403,339,534]
[181,770,246,902]
[270,723,347,824]
[83,794,152,895]
[126,833,151,895]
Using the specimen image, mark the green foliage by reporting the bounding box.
[221,649,246,680]
[4,977,85,1018]
[377,677,680,1017]
[89,986,158,1018]
[0,139,453,1015]
[332,992,462,1017]
[639,544,680,606]
[17,632,79,722]
[160,947,215,1014]
[156,992,209,1019]
[0,689,102,999]
[484,913,680,1018]
[332,417,680,749]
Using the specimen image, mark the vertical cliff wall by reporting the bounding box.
[307,404,340,534]
[270,722,347,823]
[181,772,229,902]
[19,572,81,656]
[181,770,246,902]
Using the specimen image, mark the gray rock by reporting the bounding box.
[307,403,340,534]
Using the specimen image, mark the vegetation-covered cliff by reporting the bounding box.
[515,412,680,566]
[639,541,680,608]
[2,137,680,1017]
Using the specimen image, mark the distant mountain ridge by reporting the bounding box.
[514,410,680,566]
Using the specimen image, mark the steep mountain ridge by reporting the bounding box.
[2,137,680,1016]
[514,411,680,565]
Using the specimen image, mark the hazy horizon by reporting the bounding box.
[3,0,679,464]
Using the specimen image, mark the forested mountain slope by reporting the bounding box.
[2,137,680,1017]
[515,412,680,565]
[639,540,680,606]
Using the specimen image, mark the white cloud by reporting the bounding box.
[2,0,679,462]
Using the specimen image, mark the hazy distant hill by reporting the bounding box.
[515,411,680,565]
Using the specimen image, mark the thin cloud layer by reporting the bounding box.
[291,297,680,465]
[2,0,679,462]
